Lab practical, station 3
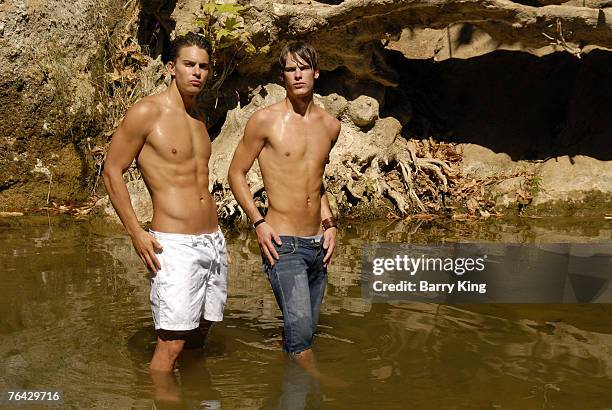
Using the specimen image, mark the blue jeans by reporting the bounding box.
[263,236,327,354]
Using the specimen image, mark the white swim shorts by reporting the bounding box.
[149,228,228,331]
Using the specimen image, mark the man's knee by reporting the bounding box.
[158,339,185,360]
[285,317,314,353]
[291,347,313,360]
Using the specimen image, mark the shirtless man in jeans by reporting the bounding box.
[103,32,228,373]
[228,42,340,372]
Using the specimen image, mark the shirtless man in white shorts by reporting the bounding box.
[103,32,227,373]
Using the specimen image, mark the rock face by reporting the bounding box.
[460,144,612,215]
[235,0,612,83]
[534,156,612,206]
[388,24,610,62]
[0,0,124,210]
[3,0,612,218]
[209,84,286,195]
[167,0,612,88]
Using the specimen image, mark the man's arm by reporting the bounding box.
[228,111,281,265]
[320,118,341,266]
[320,190,337,266]
[102,102,162,272]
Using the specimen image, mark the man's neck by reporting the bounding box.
[284,93,314,117]
[167,80,196,112]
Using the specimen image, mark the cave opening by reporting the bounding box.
[136,0,177,61]
[381,48,612,161]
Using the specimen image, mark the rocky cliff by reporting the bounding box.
[1,0,611,220]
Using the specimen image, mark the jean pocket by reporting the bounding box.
[274,241,296,256]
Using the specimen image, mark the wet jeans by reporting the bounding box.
[263,235,327,354]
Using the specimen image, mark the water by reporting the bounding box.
[1,215,612,408]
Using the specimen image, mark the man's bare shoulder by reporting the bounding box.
[113,95,168,142]
[124,95,164,122]
[248,105,280,126]
[242,106,278,143]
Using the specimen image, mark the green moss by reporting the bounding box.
[524,175,543,196]
[526,191,612,217]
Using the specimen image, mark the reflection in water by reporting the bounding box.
[150,354,222,410]
[1,216,612,408]
[265,360,321,410]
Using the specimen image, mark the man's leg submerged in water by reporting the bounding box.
[150,339,185,372]
[279,243,346,388]
[150,321,215,403]
[265,239,331,377]
[150,320,214,371]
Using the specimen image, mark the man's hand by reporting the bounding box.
[322,227,337,267]
[256,222,282,266]
[131,229,163,272]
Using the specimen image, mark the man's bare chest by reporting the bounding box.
[268,124,331,162]
[146,116,210,162]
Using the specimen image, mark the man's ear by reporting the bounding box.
[167,60,176,77]
[314,69,320,80]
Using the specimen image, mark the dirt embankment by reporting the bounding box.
[0,0,147,211]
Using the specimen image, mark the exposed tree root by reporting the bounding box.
[208,86,525,226]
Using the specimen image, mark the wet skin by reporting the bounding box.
[228,54,341,265]
[103,45,217,271]
[103,45,217,373]
[228,52,341,378]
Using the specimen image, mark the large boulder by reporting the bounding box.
[346,96,379,128]
[533,156,612,205]
[460,144,612,214]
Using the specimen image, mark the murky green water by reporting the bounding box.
[1,215,612,408]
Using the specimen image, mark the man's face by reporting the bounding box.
[167,45,210,95]
[282,53,319,96]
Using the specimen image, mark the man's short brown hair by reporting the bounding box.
[279,42,318,72]
[168,32,212,62]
